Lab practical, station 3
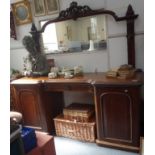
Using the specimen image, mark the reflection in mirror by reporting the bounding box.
[40,15,107,54]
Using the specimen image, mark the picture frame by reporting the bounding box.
[32,0,46,16]
[45,0,60,15]
[11,1,32,25]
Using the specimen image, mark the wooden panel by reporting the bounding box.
[100,92,132,142]
[44,83,93,92]
[11,72,143,87]
[10,85,16,111]
[42,91,64,134]
[94,86,141,152]
[19,90,41,127]
[12,83,64,133]
[12,84,46,131]
[96,139,139,152]
[11,72,143,151]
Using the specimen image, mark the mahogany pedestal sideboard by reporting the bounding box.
[11,81,64,134]
[11,72,143,152]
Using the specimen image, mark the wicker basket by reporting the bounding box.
[54,114,96,142]
[63,103,95,122]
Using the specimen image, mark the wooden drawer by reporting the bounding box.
[44,83,93,92]
[95,86,139,94]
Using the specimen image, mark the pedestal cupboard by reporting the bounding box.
[11,81,63,133]
[94,85,141,152]
[11,72,143,152]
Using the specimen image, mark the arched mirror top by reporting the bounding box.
[30,1,138,67]
[40,1,138,33]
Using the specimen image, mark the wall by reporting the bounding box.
[10,0,144,72]
[10,0,144,106]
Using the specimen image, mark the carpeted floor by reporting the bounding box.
[54,137,139,155]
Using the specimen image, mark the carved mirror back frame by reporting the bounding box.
[30,2,138,67]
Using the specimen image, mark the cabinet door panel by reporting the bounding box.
[100,92,132,142]
[19,90,41,127]
[12,83,64,133]
[95,86,141,151]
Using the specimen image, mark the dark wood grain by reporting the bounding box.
[11,72,143,151]
[12,84,46,130]
[29,2,138,68]
[12,83,64,133]
[94,86,141,152]
[11,72,143,86]
[126,5,138,67]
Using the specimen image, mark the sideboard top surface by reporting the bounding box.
[11,72,143,86]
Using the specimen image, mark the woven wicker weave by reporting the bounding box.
[54,114,96,142]
[63,103,95,122]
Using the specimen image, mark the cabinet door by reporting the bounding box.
[95,87,140,152]
[12,84,46,131]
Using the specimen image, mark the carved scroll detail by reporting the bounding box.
[31,2,139,68]
[58,1,93,20]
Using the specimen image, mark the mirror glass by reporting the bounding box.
[40,15,107,54]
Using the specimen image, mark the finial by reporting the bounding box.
[126,4,134,16]
[31,23,37,32]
